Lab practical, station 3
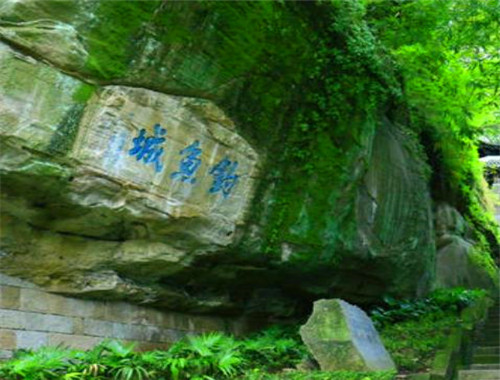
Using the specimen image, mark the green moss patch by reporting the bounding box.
[84,1,160,79]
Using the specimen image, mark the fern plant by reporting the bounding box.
[241,325,306,372]
[0,346,74,380]
[163,332,245,380]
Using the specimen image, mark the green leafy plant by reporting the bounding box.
[241,325,306,372]
[366,0,500,256]
[161,332,244,380]
[370,287,486,328]
[380,313,458,372]
[0,346,75,380]
[100,341,152,380]
[371,287,487,372]
[241,369,396,380]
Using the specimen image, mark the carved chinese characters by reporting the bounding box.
[71,86,258,228]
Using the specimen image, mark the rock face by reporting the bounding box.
[355,120,435,298]
[67,85,258,244]
[434,203,498,290]
[300,299,395,371]
[0,0,497,317]
[0,39,259,310]
[0,19,88,72]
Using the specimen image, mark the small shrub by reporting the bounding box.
[241,325,306,371]
[162,332,245,380]
[379,313,458,372]
[241,369,397,380]
[370,287,486,328]
[0,288,485,379]
[0,346,75,380]
[372,287,487,372]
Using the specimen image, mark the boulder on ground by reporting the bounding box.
[434,203,498,290]
[299,299,395,371]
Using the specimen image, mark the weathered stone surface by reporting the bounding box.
[15,331,48,350]
[0,309,74,333]
[134,341,171,352]
[354,120,435,298]
[0,1,280,100]
[81,318,180,342]
[0,329,16,350]
[0,42,83,152]
[0,36,260,311]
[0,349,13,359]
[69,85,259,243]
[0,19,88,72]
[0,286,20,309]
[299,299,395,372]
[0,0,88,24]
[0,40,258,244]
[48,333,102,351]
[0,0,497,320]
[0,274,252,353]
[434,203,498,290]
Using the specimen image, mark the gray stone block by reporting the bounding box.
[0,309,26,329]
[0,349,13,359]
[0,286,20,309]
[0,274,36,289]
[16,330,48,349]
[458,369,500,380]
[0,329,16,349]
[111,322,146,341]
[300,299,395,372]
[20,288,100,318]
[48,333,102,350]
[0,309,73,333]
[83,318,114,337]
[28,312,74,334]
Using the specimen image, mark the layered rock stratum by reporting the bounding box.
[0,0,497,318]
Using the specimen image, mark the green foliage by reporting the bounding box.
[242,369,396,380]
[370,287,486,328]
[0,341,155,380]
[366,0,500,253]
[240,325,307,372]
[371,287,487,372]
[0,326,306,380]
[0,346,73,380]
[0,336,396,379]
[71,84,96,104]
[85,1,160,79]
[0,289,483,378]
[153,2,284,81]
[259,0,400,260]
[234,0,500,274]
[380,313,457,372]
[100,341,152,380]
[161,332,244,380]
[468,242,498,283]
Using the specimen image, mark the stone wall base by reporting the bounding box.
[0,274,254,359]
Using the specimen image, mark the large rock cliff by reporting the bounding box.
[0,0,497,318]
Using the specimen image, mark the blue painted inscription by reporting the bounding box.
[128,124,167,173]
[209,157,239,198]
[170,140,202,184]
